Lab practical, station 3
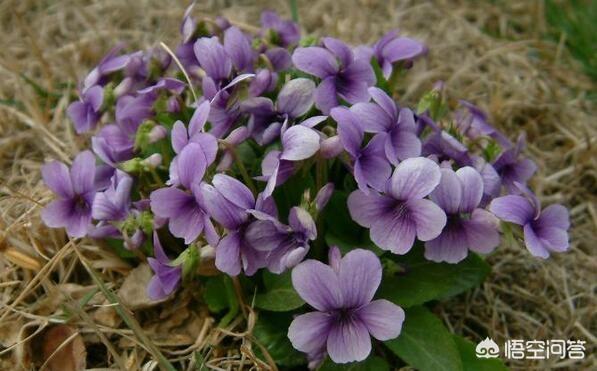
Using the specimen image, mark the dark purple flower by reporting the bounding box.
[424,167,500,263]
[41,151,97,238]
[492,134,537,193]
[355,30,426,79]
[147,232,182,300]
[348,157,447,254]
[202,174,278,276]
[67,85,103,133]
[331,107,391,193]
[288,248,405,363]
[82,44,131,92]
[456,100,511,148]
[242,78,316,144]
[92,170,132,222]
[150,143,218,245]
[246,207,317,273]
[489,183,569,258]
[292,38,375,114]
[351,87,421,165]
[260,10,301,47]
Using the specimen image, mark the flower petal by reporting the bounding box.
[357,299,405,341]
[389,157,441,200]
[338,249,382,308]
[291,259,342,311]
[370,205,417,254]
[280,125,320,161]
[288,312,333,354]
[537,204,570,230]
[215,231,242,276]
[314,76,339,114]
[347,190,394,228]
[177,143,207,189]
[194,36,232,81]
[489,195,534,225]
[523,224,550,259]
[277,78,316,118]
[331,106,363,158]
[456,166,484,212]
[292,47,338,79]
[464,209,500,254]
[212,174,254,210]
[424,222,469,263]
[189,100,211,136]
[368,87,398,120]
[430,168,462,214]
[408,198,447,241]
[326,317,372,364]
[42,161,74,198]
[70,151,96,195]
[223,26,254,72]
[350,102,392,133]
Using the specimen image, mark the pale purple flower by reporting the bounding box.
[456,100,511,148]
[348,157,447,254]
[355,30,426,79]
[292,38,375,114]
[260,10,300,47]
[422,129,473,167]
[92,170,132,222]
[41,151,97,238]
[489,183,569,258]
[246,207,317,273]
[67,85,103,133]
[351,87,421,165]
[150,143,218,245]
[288,248,405,363]
[147,232,182,300]
[258,122,321,198]
[492,134,537,193]
[202,174,277,276]
[242,78,316,144]
[331,106,391,193]
[92,93,156,167]
[424,167,500,263]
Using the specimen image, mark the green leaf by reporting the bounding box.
[318,355,390,371]
[255,271,305,312]
[253,312,307,367]
[453,335,508,371]
[203,276,229,313]
[385,306,462,371]
[378,247,490,308]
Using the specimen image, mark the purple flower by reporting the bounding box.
[355,30,426,79]
[489,183,569,258]
[242,78,316,145]
[147,232,182,300]
[292,38,375,114]
[314,183,335,211]
[288,248,405,363]
[422,129,473,167]
[246,207,317,273]
[348,157,447,254]
[82,44,131,92]
[492,134,537,193]
[41,151,97,238]
[456,100,511,148]
[260,10,300,47]
[91,170,132,222]
[424,167,500,263]
[331,107,391,193]
[150,143,218,245]
[202,174,277,276]
[351,87,422,165]
[67,85,103,133]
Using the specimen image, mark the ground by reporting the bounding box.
[0,0,595,369]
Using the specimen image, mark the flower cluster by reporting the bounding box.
[42,6,570,366]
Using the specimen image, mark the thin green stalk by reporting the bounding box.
[288,0,299,23]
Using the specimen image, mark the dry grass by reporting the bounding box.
[0,0,595,369]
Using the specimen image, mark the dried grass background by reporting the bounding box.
[0,0,595,369]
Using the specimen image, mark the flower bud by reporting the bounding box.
[148,125,168,144]
[320,135,343,159]
[167,96,181,113]
[141,153,162,169]
[314,183,334,211]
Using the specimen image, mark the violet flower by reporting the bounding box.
[351,87,422,165]
[492,134,537,193]
[260,10,301,47]
[91,170,132,222]
[147,232,182,300]
[67,85,103,134]
[489,183,569,258]
[348,157,447,254]
[41,151,97,238]
[245,207,317,273]
[242,78,316,145]
[355,30,426,79]
[150,143,218,245]
[456,100,511,148]
[424,167,500,263]
[331,106,391,193]
[292,37,375,114]
[288,248,405,363]
[201,174,277,276]
[82,44,131,92]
